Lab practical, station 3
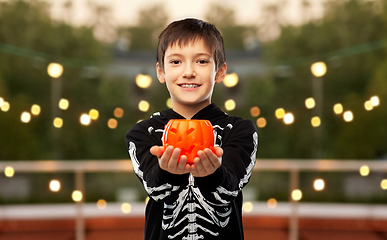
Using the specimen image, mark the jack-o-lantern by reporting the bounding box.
[162,119,215,164]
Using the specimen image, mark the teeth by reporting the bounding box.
[180,84,199,88]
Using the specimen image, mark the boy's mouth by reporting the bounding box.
[178,84,201,88]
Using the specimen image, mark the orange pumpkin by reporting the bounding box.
[163,119,215,164]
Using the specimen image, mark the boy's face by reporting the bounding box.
[156,39,227,115]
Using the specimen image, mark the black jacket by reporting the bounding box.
[125,104,258,240]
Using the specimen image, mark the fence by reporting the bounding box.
[1,159,386,240]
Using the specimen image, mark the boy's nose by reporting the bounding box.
[182,65,196,78]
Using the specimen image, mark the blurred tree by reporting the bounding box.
[258,0,387,159]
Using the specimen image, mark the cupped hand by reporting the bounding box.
[150,145,190,175]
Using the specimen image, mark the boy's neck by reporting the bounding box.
[173,102,211,119]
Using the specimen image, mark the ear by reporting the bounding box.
[156,62,165,84]
[215,63,227,84]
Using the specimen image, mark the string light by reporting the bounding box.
[138,100,150,112]
[47,63,63,78]
[135,74,152,89]
[267,198,277,209]
[256,117,267,128]
[224,99,236,111]
[305,98,316,109]
[359,165,370,176]
[0,97,4,107]
[121,203,132,214]
[381,179,387,190]
[364,100,373,111]
[333,103,343,114]
[114,107,124,118]
[250,106,260,117]
[4,166,15,177]
[275,108,285,119]
[311,116,321,127]
[283,113,294,125]
[1,101,10,112]
[370,96,380,106]
[53,117,63,128]
[97,199,107,210]
[72,190,83,202]
[145,196,150,204]
[223,73,239,88]
[311,62,327,77]
[89,109,99,120]
[108,118,118,129]
[31,104,41,115]
[80,114,91,126]
[166,98,173,109]
[21,112,31,123]
[313,179,325,191]
[49,180,61,192]
[291,189,302,201]
[242,201,253,213]
[343,111,353,122]
[58,99,69,110]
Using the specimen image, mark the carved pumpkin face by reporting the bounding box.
[162,119,215,164]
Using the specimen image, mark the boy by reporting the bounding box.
[125,18,258,240]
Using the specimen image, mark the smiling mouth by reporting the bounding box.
[179,84,201,88]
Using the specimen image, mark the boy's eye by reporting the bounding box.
[170,60,180,64]
[198,60,208,64]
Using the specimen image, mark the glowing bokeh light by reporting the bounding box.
[53,117,63,128]
[314,179,325,191]
[80,114,91,126]
[243,201,253,213]
[21,112,31,123]
[49,180,61,192]
[364,100,373,111]
[1,101,10,112]
[4,166,15,177]
[47,63,64,78]
[121,203,132,214]
[97,199,107,210]
[343,111,353,122]
[31,104,41,115]
[283,113,294,125]
[166,98,173,109]
[370,96,380,107]
[381,179,387,190]
[275,108,285,119]
[305,98,316,109]
[250,106,260,117]
[333,103,343,114]
[311,116,321,127]
[292,189,302,201]
[267,198,277,209]
[72,190,83,202]
[224,99,236,111]
[359,165,370,176]
[108,118,118,129]
[311,61,327,77]
[256,117,267,128]
[135,74,152,89]
[114,107,124,118]
[89,109,99,120]
[138,100,150,112]
[58,99,69,110]
[145,196,150,204]
[223,73,239,88]
[0,97,4,107]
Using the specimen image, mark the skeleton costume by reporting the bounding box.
[125,103,258,240]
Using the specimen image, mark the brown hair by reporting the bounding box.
[157,18,225,72]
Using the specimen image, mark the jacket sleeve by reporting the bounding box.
[194,119,258,204]
[125,122,190,202]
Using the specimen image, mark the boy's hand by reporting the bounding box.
[150,146,190,175]
[189,146,223,177]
